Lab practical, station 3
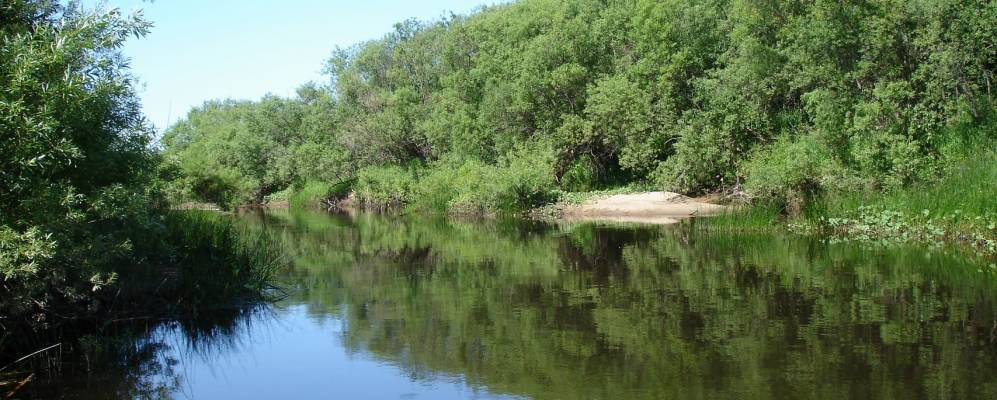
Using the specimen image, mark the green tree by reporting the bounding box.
[161,0,996,213]
[1,1,156,322]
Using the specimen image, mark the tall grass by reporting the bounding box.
[827,150,997,219]
[687,143,997,255]
[160,211,284,308]
[695,203,785,232]
[351,152,558,214]
[353,165,422,210]
[768,136,997,254]
[0,211,285,376]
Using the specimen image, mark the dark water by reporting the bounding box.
[31,210,997,399]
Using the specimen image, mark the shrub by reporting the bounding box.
[651,117,739,194]
[742,134,843,213]
[559,155,600,192]
[354,165,421,209]
[412,144,558,214]
[288,181,352,209]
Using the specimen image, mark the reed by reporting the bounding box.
[159,211,284,307]
[0,211,286,375]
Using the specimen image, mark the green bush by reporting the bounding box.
[414,159,483,212]
[413,144,558,214]
[153,0,995,219]
[288,181,352,209]
[354,165,422,209]
[1,1,160,335]
[0,2,284,363]
[741,134,844,213]
[492,144,559,211]
[651,118,739,194]
[559,155,600,192]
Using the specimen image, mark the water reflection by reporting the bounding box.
[36,210,997,399]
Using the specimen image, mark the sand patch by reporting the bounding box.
[562,192,726,224]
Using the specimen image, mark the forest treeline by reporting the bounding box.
[3,0,995,378]
[1,1,280,363]
[163,0,995,214]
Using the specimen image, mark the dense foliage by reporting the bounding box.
[1,1,279,361]
[162,0,996,213]
[2,0,153,326]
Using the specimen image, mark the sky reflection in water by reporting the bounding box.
[39,210,997,399]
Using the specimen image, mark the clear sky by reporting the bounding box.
[81,0,498,131]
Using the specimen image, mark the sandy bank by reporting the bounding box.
[562,192,727,224]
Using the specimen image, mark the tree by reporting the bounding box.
[1,0,153,328]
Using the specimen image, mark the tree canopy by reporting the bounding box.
[1,1,278,350]
[163,0,996,211]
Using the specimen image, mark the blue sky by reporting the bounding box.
[81,0,498,131]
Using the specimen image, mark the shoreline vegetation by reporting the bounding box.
[0,1,283,381]
[3,0,995,392]
[248,179,997,257]
[158,0,995,254]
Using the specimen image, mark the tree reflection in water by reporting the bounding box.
[33,210,997,399]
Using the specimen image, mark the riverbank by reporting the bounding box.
[221,138,997,256]
[796,149,996,256]
[0,212,284,380]
[273,170,995,257]
[546,148,994,255]
[537,191,727,224]
[31,208,997,398]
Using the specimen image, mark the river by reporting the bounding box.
[32,209,997,399]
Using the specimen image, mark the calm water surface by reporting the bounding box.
[34,210,997,399]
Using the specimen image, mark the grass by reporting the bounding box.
[0,210,286,377]
[805,149,997,254]
[288,181,352,209]
[828,150,996,218]
[698,148,997,255]
[694,204,785,232]
[160,211,284,307]
[264,186,294,203]
[642,143,997,257]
